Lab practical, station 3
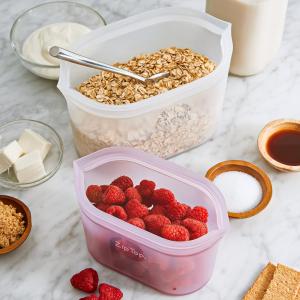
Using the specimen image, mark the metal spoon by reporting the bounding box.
[49,46,169,83]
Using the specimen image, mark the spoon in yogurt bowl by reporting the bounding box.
[49,46,170,83]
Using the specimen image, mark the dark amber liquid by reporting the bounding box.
[267,129,300,166]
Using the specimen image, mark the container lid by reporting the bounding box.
[74,147,229,256]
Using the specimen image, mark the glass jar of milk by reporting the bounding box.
[206,0,288,76]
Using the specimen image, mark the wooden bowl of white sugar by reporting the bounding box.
[206,160,272,219]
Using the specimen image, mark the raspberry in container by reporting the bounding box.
[74,147,229,295]
[58,7,232,158]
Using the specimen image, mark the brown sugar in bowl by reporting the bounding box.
[205,160,272,219]
[0,195,32,255]
[258,119,300,172]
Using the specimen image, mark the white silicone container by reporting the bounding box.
[58,8,232,158]
[74,147,229,295]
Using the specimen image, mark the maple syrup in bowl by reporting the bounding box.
[267,130,300,166]
[258,119,300,172]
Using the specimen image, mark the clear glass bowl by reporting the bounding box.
[0,120,63,189]
[10,1,106,80]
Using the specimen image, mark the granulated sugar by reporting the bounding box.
[214,171,262,213]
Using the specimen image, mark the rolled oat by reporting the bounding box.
[71,102,218,158]
[77,47,216,105]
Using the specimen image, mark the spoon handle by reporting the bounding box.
[49,46,146,83]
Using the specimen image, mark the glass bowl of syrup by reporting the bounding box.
[258,119,300,172]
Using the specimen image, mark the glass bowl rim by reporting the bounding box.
[9,1,107,68]
[0,119,64,189]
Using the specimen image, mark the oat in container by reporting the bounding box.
[74,47,217,158]
[78,47,216,104]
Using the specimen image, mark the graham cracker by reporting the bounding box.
[243,263,276,300]
[262,264,300,300]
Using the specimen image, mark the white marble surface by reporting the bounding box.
[1,0,300,299]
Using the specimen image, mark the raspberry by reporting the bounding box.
[128,217,145,229]
[160,224,190,241]
[96,202,110,212]
[101,185,109,192]
[70,268,98,293]
[141,196,154,208]
[102,185,126,205]
[86,185,102,204]
[124,187,142,202]
[140,179,156,189]
[182,218,208,240]
[172,220,182,225]
[80,295,99,300]
[99,283,123,300]
[125,199,149,219]
[186,206,208,223]
[165,202,190,221]
[140,179,156,197]
[136,179,155,199]
[151,188,176,206]
[150,205,166,216]
[106,205,128,221]
[144,214,171,235]
[111,176,133,191]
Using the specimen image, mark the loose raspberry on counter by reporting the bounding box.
[182,218,208,240]
[125,199,149,219]
[102,185,126,205]
[128,217,145,229]
[80,295,99,300]
[106,205,128,221]
[160,224,190,241]
[99,283,123,300]
[111,176,133,191]
[144,214,171,235]
[124,187,142,202]
[186,206,208,223]
[150,205,166,216]
[70,268,99,293]
[86,185,102,204]
[165,202,190,221]
[96,202,110,212]
[151,188,176,206]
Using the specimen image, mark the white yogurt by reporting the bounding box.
[206,0,288,76]
[22,22,91,79]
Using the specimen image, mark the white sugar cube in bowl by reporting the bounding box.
[0,140,23,174]
[0,120,63,189]
[19,129,51,160]
[14,151,46,183]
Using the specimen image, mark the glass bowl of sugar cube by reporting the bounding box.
[0,119,63,189]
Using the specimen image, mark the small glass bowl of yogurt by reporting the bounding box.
[10,1,106,80]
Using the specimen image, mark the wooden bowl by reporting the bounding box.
[258,119,300,172]
[0,195,32,255]
[205,160,272,219]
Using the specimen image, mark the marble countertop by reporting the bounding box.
[1,0,300,299]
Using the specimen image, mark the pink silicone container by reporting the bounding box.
[74,147,229,295]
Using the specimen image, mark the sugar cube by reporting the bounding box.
[14,150,46,183]
[19,129,51,160]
